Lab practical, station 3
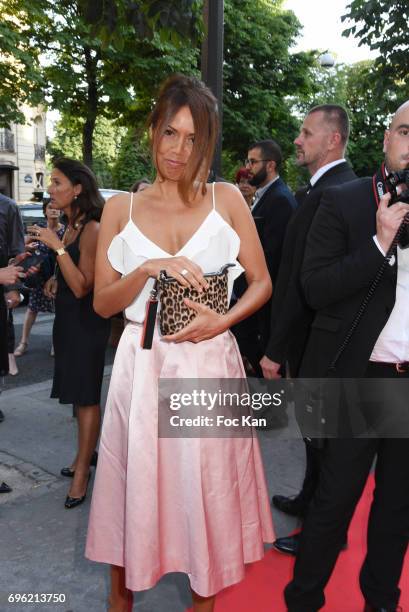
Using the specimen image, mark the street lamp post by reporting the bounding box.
[201,0,224,177]
[319,52,335,68]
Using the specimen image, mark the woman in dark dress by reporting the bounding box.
[29,158,111,509]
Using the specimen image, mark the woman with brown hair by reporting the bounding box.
[30,158,111,509]
[86,75,274,612]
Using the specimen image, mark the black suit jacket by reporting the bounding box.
[265,162,356,375]
[232,177,297,365]
[0,194,24,376]
[299,177,397,378]
[251,176,298,284]
[0,194,25,266]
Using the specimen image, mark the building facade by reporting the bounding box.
[0,105,47,202]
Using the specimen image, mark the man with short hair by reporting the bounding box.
[233,139,297,375]
[260,105,356,555]
[247,139,297,283]
[284,101,409,612]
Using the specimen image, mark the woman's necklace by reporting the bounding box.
[62,220,82,246]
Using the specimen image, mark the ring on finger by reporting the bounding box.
[181,268,188,276]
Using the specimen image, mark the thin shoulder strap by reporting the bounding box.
[212,181,216,210]
[129,191,134,220]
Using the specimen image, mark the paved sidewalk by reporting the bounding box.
[0,373,305,612]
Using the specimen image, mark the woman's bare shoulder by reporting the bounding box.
[101,192,132,229]
[103,192,131,213]
[211,181,250,220]
[79,220,100,248]
[82,219,100,234]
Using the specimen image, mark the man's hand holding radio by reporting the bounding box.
[376,192,409,252]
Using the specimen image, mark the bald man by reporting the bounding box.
[284,102,409,612]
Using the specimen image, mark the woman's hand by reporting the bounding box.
[44,275,58,299]
[162,298,228,343]
[27,224,64,252]
[0,264,24,286]
[142,256,208,292]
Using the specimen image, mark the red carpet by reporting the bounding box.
[187,475,409,611]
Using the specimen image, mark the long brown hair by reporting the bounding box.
[148,74,219,202]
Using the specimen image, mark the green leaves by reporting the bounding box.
[111,127,154,189]
[222,0,316,181]
[2,0,201,165]
[75,0,202,47]
[342,0,409,86]
[340,0,409,174]
[0,0,45,126]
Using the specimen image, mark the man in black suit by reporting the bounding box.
[0,193,25,494]
[232,139,297,375]
[0,192,25,377]
[260,105,356,554]
[284,101,409,611]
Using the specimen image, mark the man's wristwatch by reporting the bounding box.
[55,247,66,257]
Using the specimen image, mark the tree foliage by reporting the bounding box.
[342,61,388,177]
[0,1,45,126]
[339,1,409,175]
[342,0,409,111]
[111,129,154,190]
[222,0,317,180]
[4,0,404,188]
[3,0,320,183]
[79,0,202,46]
[48,113,155,189]
[4,0,200,166]
[48,115,127,187]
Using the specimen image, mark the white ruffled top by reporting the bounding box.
[107,183,244,323]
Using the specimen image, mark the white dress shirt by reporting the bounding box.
[370,244,409,362]
[309,159,346,187]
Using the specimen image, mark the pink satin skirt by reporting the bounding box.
[85,322,274,597]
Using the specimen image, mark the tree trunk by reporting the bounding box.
[201,0,224,178]
[82,46,100,168]
[82,118,95,168]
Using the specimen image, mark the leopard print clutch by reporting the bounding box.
[158,263,234,335]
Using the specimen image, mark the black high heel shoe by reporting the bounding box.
[64,474,90,509]
[60,450,98,478]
